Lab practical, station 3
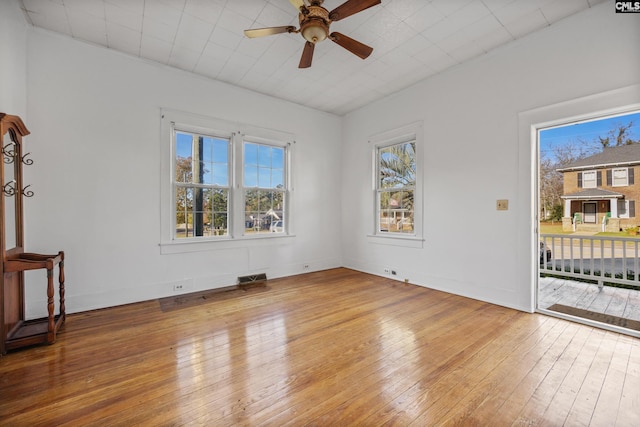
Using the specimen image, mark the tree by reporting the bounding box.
[539,150,563,220]
[550,204,563,221]
[595,121,637,148]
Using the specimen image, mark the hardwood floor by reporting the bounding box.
[1,268,638,426]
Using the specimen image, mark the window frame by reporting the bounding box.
[618,199,630,218]
[611,167,629,187]
[173,128,232,240]
[582,170,597,188]
[160,109,295,254]
[239,136,290,237]
[368,122,424,248]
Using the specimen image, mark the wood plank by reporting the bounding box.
[614,336,640,427]
[564,330,619,425]
[590,334,632,426]
[364,309,547,426]
[413,316,571,425]
[0,268,637,426]
[536,327,607,426]
[512,323,593,426]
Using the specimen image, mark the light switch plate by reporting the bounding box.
[497,199,509,210]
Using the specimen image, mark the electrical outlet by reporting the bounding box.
[391,270,397,276]
[172,280,190,292]
[303,264,310,270]
[383,267,391,274]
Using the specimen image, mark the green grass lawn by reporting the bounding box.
[539,222,570,234]
[540,221,637,239]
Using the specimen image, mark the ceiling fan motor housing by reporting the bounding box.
[299,5,330,43]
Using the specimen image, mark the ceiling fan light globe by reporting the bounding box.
[302,25,328,43]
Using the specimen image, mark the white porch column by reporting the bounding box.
[610,198,618,217]
[564,199,572,217]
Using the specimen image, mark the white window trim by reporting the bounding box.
[618,200,630,218]
[582,170,597,188]
[367,121,424,248]
[611,167,629,187]
[160,109,295,254]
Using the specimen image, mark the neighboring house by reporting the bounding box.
[558,144,639,232]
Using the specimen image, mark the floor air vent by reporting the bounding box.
[237,273,267,289]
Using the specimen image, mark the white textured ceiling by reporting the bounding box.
[20,0,605,115]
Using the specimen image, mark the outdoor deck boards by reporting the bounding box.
[539,276,640,323]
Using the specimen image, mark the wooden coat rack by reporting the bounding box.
[0,113,65,355]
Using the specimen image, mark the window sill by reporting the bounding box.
[160,234,296,254]
[366,234,424,248]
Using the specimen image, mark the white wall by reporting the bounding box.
[13,2,640,317]
[23,29,342,316]
[0,0,27,116]
[340,4,640,311]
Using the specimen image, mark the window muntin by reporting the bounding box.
[376,141,416,234]
[582,170,597,188]
[243,142,286,234]
[612,168,628,186]
[174,131,230,239]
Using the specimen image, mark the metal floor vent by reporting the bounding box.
[237,273,267,288]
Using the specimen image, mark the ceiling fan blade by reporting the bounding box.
[289,0,305,11]
[299,41,315,68]
[329,32,373,59]
[244,26,296,38]
[329,0,381,21]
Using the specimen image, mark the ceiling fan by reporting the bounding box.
[244,0,381,68]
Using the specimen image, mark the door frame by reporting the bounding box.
[518,84,640,316]
[582,202,597,224]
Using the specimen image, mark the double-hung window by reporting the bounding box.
[582,170,597,188]
[174,130,230,238]
[161,110,293,251]
[369,122,423,247]
[377,141,416,234]
[612,168,628,186]
[243,141,286,235]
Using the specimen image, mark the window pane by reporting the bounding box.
[583,171,596,188]
[272,168,284,188]
[175,187,193,238]
[272,149,284,168]
[378,189,414,233]
[176,132,193,183]
[201,137,214,162]
[258,167,271,187]
[207,188,229,236]
[244,143,285,190]
[175,187,229,238]
[245,143,258,166]
[177,132,230,187]
[379,141,416,189]
[201,137,229,186]
[244,167,258,187]
[613,168,627,186]
[244,189,284,234]
[618,200,628,218]
[258,145,272,167]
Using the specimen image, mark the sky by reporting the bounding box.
[539,111,640,163]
